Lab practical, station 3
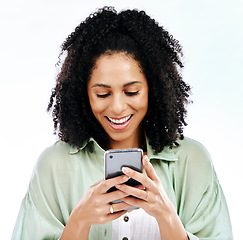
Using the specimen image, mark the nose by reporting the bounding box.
[110,94,126,115]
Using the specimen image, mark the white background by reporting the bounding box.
[0,0,242,239]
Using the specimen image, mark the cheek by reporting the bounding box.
[135,92,149,111]
[140,101,148,114]
[88,96,98,112]
[89,98,108,116]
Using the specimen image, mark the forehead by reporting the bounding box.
[89,53,146,86]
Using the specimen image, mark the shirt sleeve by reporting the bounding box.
[185,182,233,240]
[11,145,68,240]
[11,192,63,240]
[176,139,233,240]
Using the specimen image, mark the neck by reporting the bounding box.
[107,127,146,150]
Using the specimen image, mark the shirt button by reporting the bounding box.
[122,237,128,240]
[123,215,129,222]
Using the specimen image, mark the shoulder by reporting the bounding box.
[172,136,215,178]
[174,136,212,162]
[39,140,71,159]
[32,141,74,178]
[175,136,208,153]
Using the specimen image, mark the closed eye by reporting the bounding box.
[97,93,110,98]
[125,91,139,96]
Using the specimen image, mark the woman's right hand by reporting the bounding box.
[60,175,132,240]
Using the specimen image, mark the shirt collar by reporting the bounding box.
[69,137,103,154]
[69,136,178,162]
[145,136,178,161]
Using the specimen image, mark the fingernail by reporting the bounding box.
[144,155,149,163]
[116,184,121,188]
[122,167,129,173]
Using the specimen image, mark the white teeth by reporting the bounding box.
[107,115,131,124]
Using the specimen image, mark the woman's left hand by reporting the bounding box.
[116,155,175,222]
[116,155,188,240]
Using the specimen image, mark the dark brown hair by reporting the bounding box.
[47,6,191,153]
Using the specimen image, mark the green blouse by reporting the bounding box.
[12,136,233,240]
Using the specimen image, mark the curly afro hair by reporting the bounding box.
[47,6,191,153]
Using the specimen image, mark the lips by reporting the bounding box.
[105,114,133,130]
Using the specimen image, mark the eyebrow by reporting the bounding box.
[123,81,143,87]
[91,83,111,88]
[91,81,143,88]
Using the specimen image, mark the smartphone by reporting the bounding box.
[104,148,143,209]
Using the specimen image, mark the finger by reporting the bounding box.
[90,179,103,188]
[122,166,153,190]
[121,196,146,209]
[106,210,128,222]
[105,185,144,203]
[135,184,145,190]
[97,175,130,193]
[111,201,133,213]
[142,155,159,182]
[106,189,130,203]
[116,184,148,200]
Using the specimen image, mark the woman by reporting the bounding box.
[12,6,233,240]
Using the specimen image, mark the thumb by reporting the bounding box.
[142,155,159,181]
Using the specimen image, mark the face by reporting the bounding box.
[87,53,149,149]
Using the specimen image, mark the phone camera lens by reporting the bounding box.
[110,155,113,159]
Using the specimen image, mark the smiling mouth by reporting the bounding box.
[106,114,133,125]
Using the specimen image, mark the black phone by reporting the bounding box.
[104,148,143,209]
